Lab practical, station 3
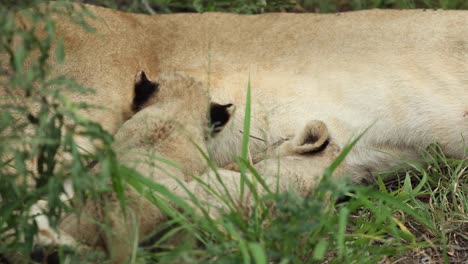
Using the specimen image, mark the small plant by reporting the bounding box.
[0,2,126,261]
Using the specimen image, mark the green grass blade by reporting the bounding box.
[239,76,252,198]
[248,242,267,264]
[336,207,349,258]
[190,140,237,211]
[324,127,370,178]
[241,159,272,194]
[312,239,328,260]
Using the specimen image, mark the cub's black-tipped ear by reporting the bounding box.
[291,120,330,154]
[210,102,235,135]
[132,70,159,112]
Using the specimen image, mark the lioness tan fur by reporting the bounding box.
[34,3,467,179]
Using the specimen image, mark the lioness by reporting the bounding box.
[6,3,466,175]
[32,3,466,180]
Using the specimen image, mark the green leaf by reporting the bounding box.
[121,165,193,214]
[241,77,252,163]
[312,239,328,260]
[248,242,267,264]
[225,223,250,264]
[45,19,56,41]
[193,0,204,12]
[0,112,12,133]
[324,126,370,178]
[412,170,427,194]
[337,207,349,258]
[55,38,65,63]
[402,173,413,195]
[239,77,252,198]
[376,174,388,193]
[109,156,127,214]
[13,44,26,72]
[241,159,272,194]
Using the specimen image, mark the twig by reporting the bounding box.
[238,130,266,142]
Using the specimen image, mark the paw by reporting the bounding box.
[30,201,77,247]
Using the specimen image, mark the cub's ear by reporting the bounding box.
[290,120,329,154]
[210,102,235,135]
[132,70,159,112]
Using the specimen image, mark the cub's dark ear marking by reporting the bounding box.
[132,71,159,112]
[210,102,234,135]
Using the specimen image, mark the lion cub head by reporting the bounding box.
[115,71,234,181]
